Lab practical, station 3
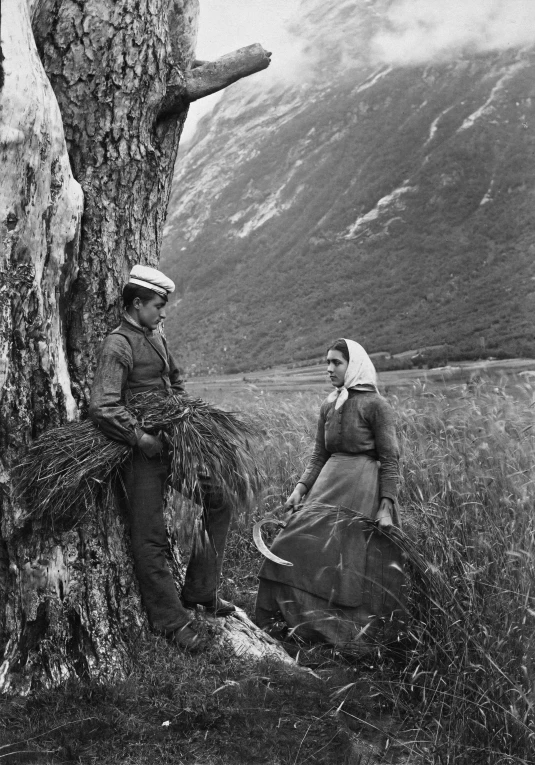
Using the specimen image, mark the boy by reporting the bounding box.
[89,265,235,650]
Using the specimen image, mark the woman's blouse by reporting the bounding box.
[298,390,399,501]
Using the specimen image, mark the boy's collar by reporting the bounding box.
[123,311,150,333]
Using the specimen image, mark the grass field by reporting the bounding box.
[1,373,534,763]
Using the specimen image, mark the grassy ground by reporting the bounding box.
[215,375,535,764]
[0,643,354,764]
[1,375,534,763]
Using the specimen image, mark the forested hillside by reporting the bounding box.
[162,0,535,373]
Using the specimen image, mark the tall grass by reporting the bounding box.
[217,377,535,763]
[389,378,535,763]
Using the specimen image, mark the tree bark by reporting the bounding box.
[1,0,85,693]
[0,0,272,693]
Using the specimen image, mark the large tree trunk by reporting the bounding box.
[0,0,271,693]
[32,0,200,401]
[0,0,85,692]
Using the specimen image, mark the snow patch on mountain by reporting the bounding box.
[459,60,528,131]
[344,182,415,239]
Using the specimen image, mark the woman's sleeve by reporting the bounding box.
[370,398,400,501]
[88,336,140,446]
[297,402,330,491]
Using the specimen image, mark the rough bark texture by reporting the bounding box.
[0,0,273,693]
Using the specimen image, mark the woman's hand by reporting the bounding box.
[376,498,394,530]
[283,482,307,513]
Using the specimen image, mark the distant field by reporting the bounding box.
[188,357,535,398]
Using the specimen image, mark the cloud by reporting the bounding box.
[371,0,535,66]
[181,0,535,142]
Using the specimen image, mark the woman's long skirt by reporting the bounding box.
[255,454,405,653]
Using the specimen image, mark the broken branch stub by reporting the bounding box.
[185,43,271,102]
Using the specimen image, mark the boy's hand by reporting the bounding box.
[138,432,164,457]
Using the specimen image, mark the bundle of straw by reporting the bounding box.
[15,421,130,524]
[16,392,261,524]
[128,391,261,504]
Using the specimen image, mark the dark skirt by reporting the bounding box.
[255,454,404,653]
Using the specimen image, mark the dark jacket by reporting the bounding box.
[89,316,185,445]
[298,390,399,501]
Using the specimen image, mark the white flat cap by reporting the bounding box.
[129,265,175,297]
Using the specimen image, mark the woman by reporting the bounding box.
[255,339,404,653]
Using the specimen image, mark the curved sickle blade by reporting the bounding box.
[253,518,293,566]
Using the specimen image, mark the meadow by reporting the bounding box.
[1,374,534,763]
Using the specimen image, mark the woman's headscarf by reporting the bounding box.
[327,338,378,410]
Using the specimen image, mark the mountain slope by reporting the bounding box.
[161,1,535,374]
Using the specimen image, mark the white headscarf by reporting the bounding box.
[327,338,378,410]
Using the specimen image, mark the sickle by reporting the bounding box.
[253,518,293,566]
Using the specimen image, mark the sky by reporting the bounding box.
[194,0,299,60]
[182,0,535,142]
